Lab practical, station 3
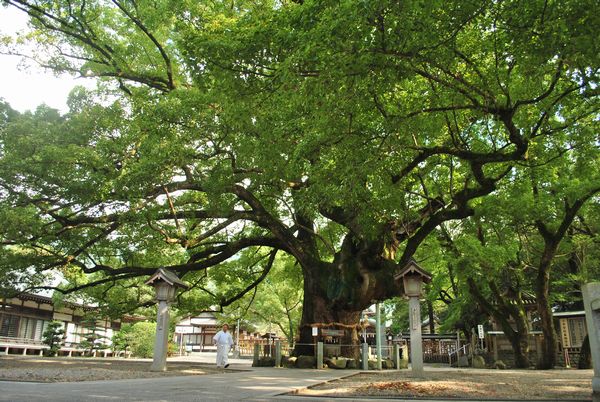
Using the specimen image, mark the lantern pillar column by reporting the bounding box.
[151,296,171,372]
[408,294,423,376]
[582,283,600,402]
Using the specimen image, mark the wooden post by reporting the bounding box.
[376,302,382,370]
[394,344,400,370]
[493,335,498,361]
[400,344,409,369]
[275,340,282,367]
[253,343,260,366]
[316,342,323,369]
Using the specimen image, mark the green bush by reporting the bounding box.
[112,321,180,358]
[168,340,179,356]
[127,322,156,358]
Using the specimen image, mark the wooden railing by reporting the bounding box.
[0,336,47,346]
[448,344,470,366]
[237,339,291,357]
[0,336,126,357]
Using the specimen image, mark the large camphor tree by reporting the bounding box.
[1,0,597,359]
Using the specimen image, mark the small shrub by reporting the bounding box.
[112,323,133,355]
[42,321,65,357]
[78,314,110,356]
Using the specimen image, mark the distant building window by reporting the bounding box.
[17,316,48,340]
[34,319,46,340]
[0,314,20,338]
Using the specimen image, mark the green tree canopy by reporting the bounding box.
[0,0,597,355]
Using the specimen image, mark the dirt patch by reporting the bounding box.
[0,356,233,382]
[297,368,593,400]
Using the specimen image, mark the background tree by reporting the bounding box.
[111,323,132,355]
[78,313,110,356]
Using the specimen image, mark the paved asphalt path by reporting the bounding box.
[0,367,359,401]
[0,354,584,401]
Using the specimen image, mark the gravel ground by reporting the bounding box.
[0,356,230,382]
[297,368,593,400]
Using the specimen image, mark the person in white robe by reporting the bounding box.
[213,323,234,368]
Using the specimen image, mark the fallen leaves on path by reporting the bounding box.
[298,368,593,400]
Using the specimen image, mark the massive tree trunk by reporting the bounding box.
[293,235,403,360]
[296,287,362,359]
[505,300,533,369]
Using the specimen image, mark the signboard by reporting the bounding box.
[411,307,419,331]
[176,326,195,334]
[53,312,72,321]
[477,324,484,339]
[559,319,571,348]
[311,326,318,336]
[321,329,345,337]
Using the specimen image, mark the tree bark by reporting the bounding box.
[286,308,295,346]
[510,331,531,368]
[293,235,403,360]
[467,278,531,368]
[535,246,558,369]
[531,189,600,368]
[296,294,362,359]
[427,300,435,334]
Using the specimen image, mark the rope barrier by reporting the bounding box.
[291,343,395,348]
[300,322,364,329]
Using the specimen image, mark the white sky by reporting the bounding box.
[0,6,95,113]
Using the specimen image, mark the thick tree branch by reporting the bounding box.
[218,250,278,307]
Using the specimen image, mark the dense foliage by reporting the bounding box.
[112,321,157,358]
[0,0,598,363]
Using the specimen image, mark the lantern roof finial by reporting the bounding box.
[394,259,432,283]
[145,267,188,289]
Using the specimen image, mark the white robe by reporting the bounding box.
[213,330,234,367]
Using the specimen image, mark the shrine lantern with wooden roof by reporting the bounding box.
[395,259,432,298]
[145,268,189,302]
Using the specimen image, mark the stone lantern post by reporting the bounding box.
[145,268,188,372]
[582,283,600,402]
[394,259,432,376]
